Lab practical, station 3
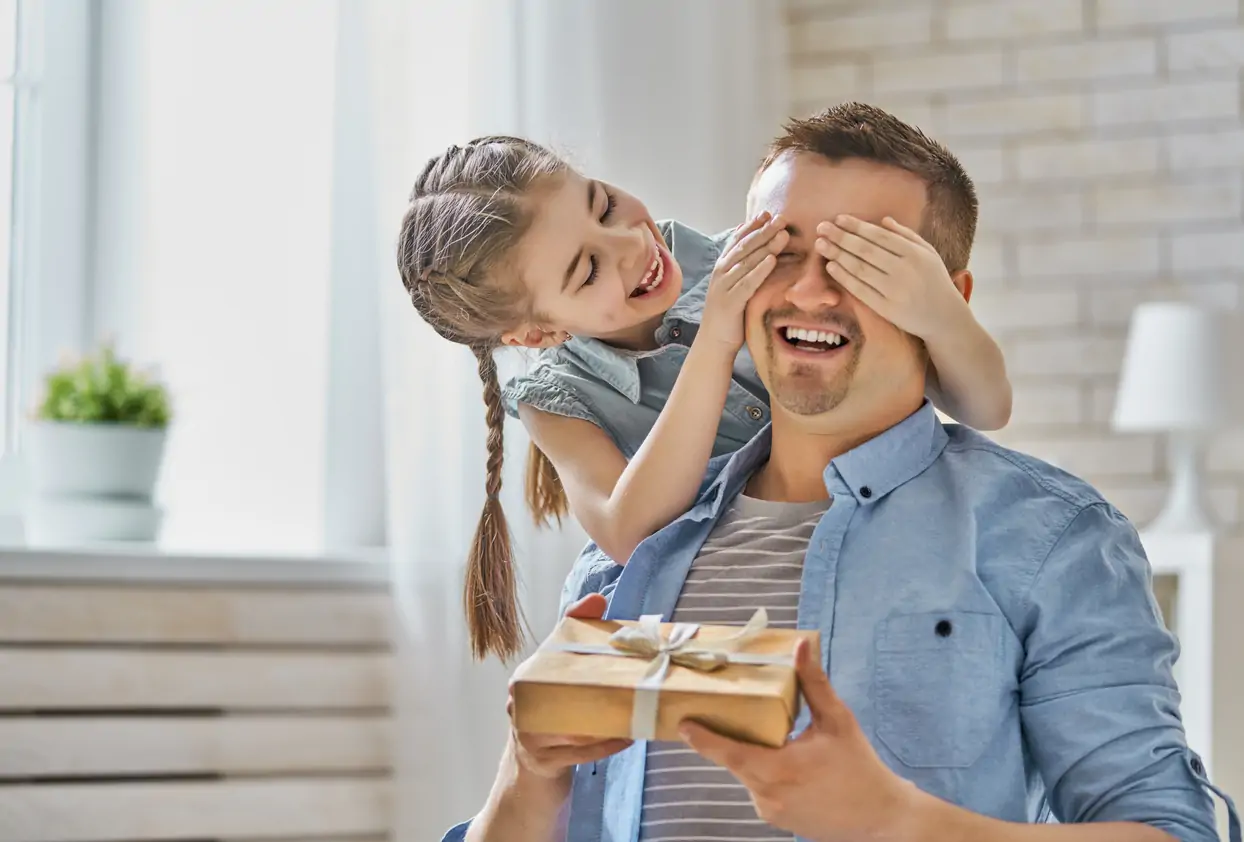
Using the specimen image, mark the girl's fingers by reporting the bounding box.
[720,214,786,269]
[725,211,771,252]
[815,224,899,275]
[881,216,938,254]
[732,254,777,298]
[826,260,886,315]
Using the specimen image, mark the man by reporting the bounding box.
[447,104,1240,842]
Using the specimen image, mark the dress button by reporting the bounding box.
[859,485,873,499]
[746,405,764,421]
[670,326,682,339]
[935,619,953,637]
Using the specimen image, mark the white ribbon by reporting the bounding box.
[549,608,793,740]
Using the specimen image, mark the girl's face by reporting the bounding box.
[502,169,683,350]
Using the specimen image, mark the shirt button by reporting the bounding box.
[746,405,764,421]
[670,326,682,339]
[1191,756,1205,776]
[859,485,873,499]
[935,619,953,637]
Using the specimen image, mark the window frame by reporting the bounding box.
[5,0,95,455]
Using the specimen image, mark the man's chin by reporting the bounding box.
[771,378,850,418]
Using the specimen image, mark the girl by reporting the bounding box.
[396,133,1010,661]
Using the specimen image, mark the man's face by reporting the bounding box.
[745,153,930,422]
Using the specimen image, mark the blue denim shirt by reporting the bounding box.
[444,402,1239,842]
[501,220,771,458]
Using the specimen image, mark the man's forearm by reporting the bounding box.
[904,790,1178,842]
[465,742,571,842]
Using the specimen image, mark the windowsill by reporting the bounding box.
[0,539,390,585]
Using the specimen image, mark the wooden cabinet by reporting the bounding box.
[0,554,394,842]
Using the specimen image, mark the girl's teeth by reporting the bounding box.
[638,250,663,292]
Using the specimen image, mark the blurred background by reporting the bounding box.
[0,0,1239,840]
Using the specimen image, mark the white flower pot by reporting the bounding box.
[26,421,167,498]
[24,496,164,546]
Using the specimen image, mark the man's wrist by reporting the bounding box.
[503,741,574,805]
[467,738,573,842]
[883,783,961,842]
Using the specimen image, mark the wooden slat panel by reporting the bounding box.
[0,715,391,777]
[0,650,391,710]
[0,778,390,842]
[0,585,392,646]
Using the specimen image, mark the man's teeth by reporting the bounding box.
[784,327,844,346]
[637,250,663,293]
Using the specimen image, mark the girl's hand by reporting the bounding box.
[699,211,790,351]
[815,215,969,343]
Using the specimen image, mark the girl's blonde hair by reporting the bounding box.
[396,135,574,662]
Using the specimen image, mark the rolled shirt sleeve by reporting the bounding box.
[1018,502,1238,842]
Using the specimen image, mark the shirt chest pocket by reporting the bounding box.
[873,611,1006,769]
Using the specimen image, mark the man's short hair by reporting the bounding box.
[758,102,978,274]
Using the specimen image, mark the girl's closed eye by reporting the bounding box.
[600,188,617,223]
[582,188,619,288]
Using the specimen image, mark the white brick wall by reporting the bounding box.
[786,0,1244,808]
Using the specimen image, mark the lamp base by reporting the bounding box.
[1147,433,1213,534]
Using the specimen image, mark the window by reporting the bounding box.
[0,0,34,451]
[2,1,385,556]
[92,0,348,553]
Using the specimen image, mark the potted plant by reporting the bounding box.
[24,343,172,544]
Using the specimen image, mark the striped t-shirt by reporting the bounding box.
[638,493,830,842]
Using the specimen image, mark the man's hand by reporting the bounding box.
[508,593,632,782]
[814,214,970,344]
[468,594,629,842]
[680,638,919,842]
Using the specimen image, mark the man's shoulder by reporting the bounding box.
[940,423,1110,515]
[936,425,1146,630]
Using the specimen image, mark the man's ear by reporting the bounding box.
[951,269,973,303]
[500,325,569,349]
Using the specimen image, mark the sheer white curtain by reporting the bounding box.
[360,2,786,838]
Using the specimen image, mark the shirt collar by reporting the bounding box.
[826,400,947,504]
[698,399,948,513]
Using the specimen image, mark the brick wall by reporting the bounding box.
[785,0,1244,819]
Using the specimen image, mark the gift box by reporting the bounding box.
[511,609,819,748]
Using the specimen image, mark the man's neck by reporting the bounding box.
[747,395,925,503]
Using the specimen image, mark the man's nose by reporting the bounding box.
[784,258,844,311]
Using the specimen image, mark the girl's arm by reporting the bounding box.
[923,309,1012,430]
[521,213,788,564]
[521,336,734,564]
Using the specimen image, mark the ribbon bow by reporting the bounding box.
[552,608,791,740]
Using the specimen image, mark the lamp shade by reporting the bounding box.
[1112,302,1226,432]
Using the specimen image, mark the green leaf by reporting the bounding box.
[35,342,172,427]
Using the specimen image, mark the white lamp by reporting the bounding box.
[1112,302,1226,532]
